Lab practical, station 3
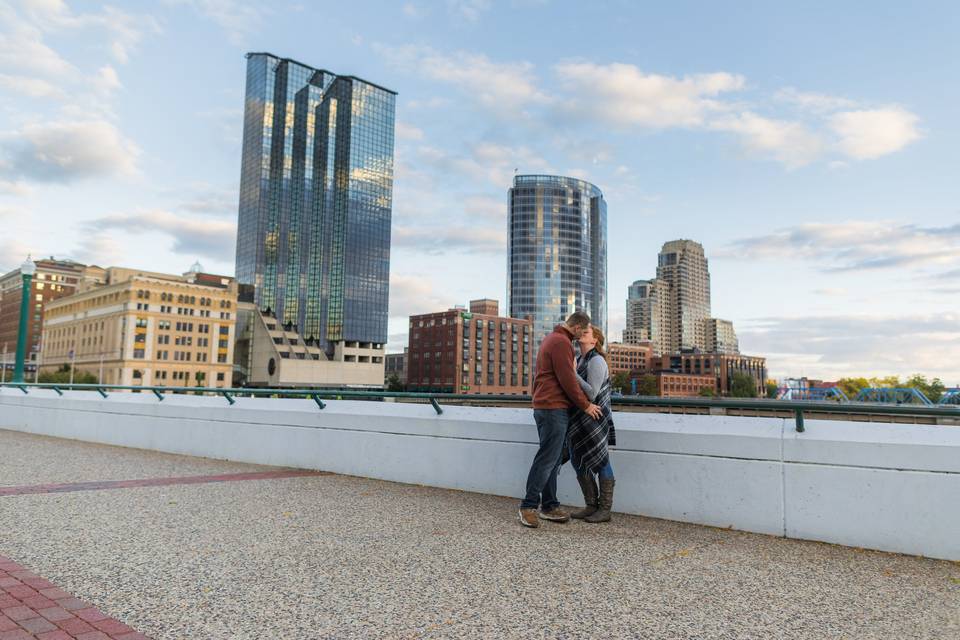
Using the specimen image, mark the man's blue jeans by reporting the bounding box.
[520,408,568,510]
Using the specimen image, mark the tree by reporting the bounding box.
[636,374,658,396]
[729,373,758,398]
[698,387,716,397]
[836,377,870,399]
[37,364,97,385]
[765,380,779,399]
[611,371,631,394]
[904,374,944,403]
[385,373,405,392]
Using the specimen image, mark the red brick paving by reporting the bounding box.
[0,468,325,497]
[0,556,151,640]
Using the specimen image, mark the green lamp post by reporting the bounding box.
[12,255,36,383]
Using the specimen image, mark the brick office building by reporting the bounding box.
[407,299,532,395]
[0,259,105,377]
[606,342,653,378]
[652,352,767,396]
[656,371,716,397]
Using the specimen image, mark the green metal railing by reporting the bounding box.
[2,382,959,433]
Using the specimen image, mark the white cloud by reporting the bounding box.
[774,87,858,113]
[0,237,34,272]
[739,313,960,381]
[402,3,424,17]
[86,209,237,262]
[722,220,960,273]
[16,1,158,64]
[165,0,268,44]
[378,45,549,111]
[92,65,121,94]
[710,111,824,168]
[0,74,65,98]
[393,225,506,255]
[447,0,491,21]
[829,107,922,160]
[70,234,124,267]
[389,272,456,320]
[0,4,76,77]
[395,121,425,141]
[0,119,139,183]
[462,194,505,220]
[554,62,745,128]
[416,141,552,187]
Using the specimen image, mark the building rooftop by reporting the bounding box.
[1,427,956,639]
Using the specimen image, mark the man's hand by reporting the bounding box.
[585,403,602,420]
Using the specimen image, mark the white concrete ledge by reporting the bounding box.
[2,388,958,560]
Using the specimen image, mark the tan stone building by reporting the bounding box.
[623,279,656,347]
[655,239,712,353]
[40,264,236,388]
[704,318,740,355]
[656,371,716,398]
[233,296,385,389]
[607,342,653,378]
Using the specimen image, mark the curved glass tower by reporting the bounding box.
[507,175,607,353]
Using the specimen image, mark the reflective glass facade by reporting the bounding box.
[507,175,607,353]
[236,53,396,351]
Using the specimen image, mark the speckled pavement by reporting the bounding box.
[1,428,957,639]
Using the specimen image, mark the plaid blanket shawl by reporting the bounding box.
[567,349,616,474]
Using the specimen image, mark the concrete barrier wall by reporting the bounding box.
[2,388,958,560]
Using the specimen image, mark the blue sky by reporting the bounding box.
[1,0,958,382]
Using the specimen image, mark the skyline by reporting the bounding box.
[0,1,958,382]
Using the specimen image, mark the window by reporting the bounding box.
[133,349,145,359]
[216,373,225,382]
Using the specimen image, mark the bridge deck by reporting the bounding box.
[0,428,957,639]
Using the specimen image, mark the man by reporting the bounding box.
[519,311,602,528]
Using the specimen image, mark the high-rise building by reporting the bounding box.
[408,300,533,395]
[704,318,739,354]
[624,279,658,345]
[0,259,105,377]
[40,264,237,388]
[507,175,607,354]
[235,52,396,360]
[656,239,711,353]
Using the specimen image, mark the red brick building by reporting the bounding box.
[407,299,532,394]
[0,259,105,376]
[607,342,653,378]
[656,371,716,397]
[652,352,767,396]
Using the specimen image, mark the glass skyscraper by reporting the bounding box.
[235,52,396,351]
[507,175,607,353]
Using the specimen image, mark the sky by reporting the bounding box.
[0,0,958,383]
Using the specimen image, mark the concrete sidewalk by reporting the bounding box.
[1,429,957,639]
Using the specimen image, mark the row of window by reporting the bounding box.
[140,290,232,309]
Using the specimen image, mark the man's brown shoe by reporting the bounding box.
[539,507,570,523]
[518,508,540,528]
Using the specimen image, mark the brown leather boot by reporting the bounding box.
[570,474,598,519]
[585,478,615,523]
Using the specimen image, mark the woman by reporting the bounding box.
[568,326,616,523]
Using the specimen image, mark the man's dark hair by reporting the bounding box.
[566,310,591,331]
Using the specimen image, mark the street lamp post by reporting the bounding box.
[12,256,36,384]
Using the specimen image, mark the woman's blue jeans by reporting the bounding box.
[570,442,615,480]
